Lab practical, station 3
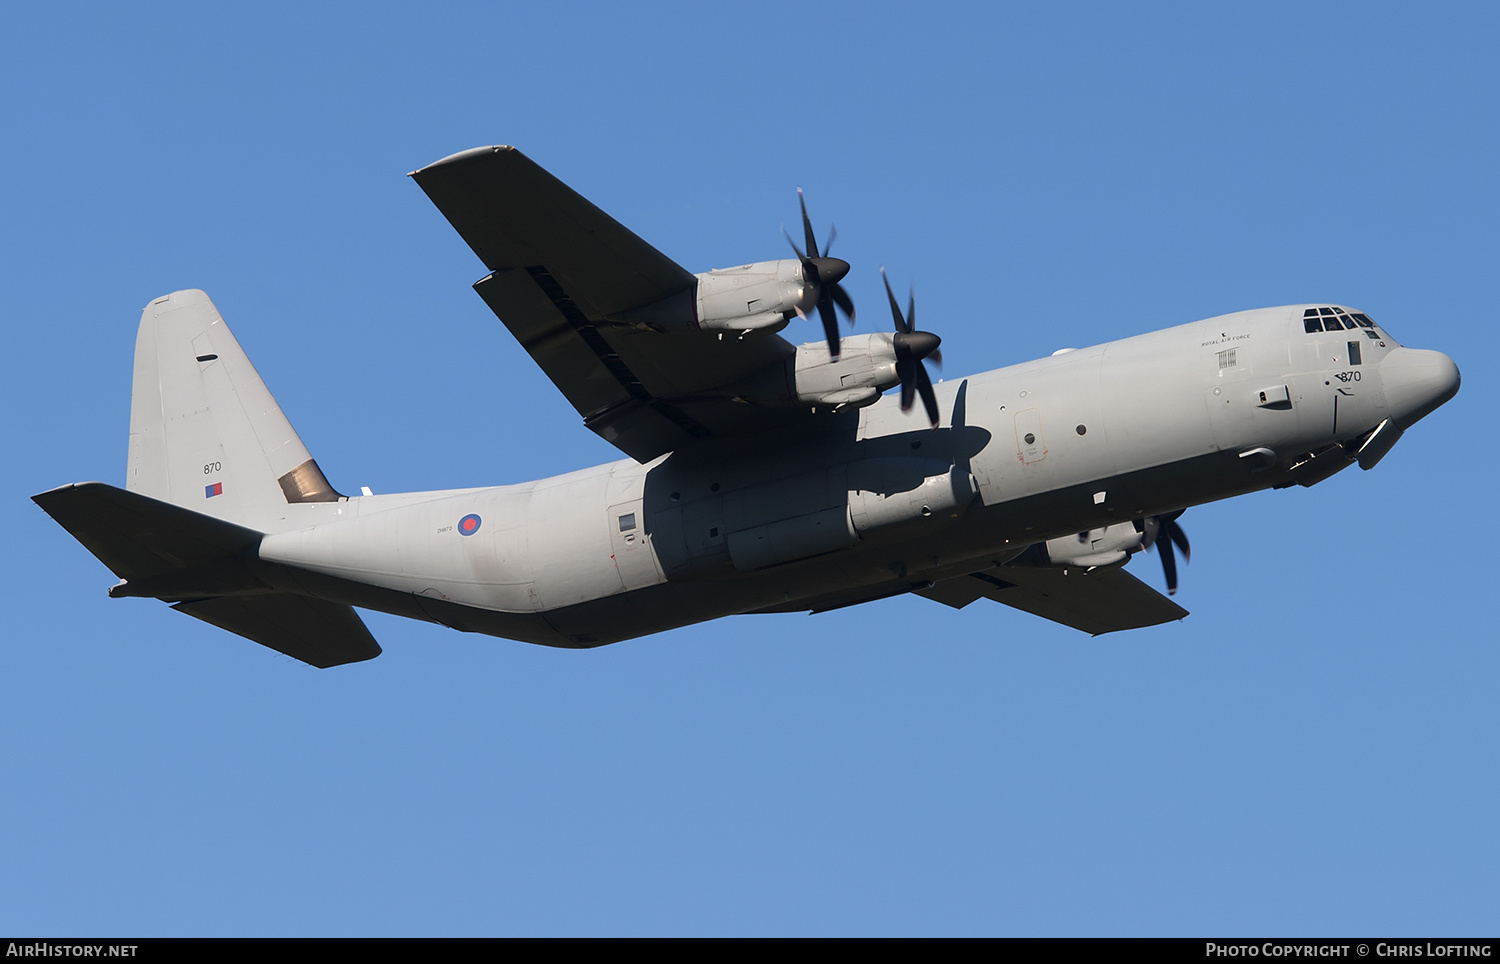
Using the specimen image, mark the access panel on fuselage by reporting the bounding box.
[605,460,666,591]
[967,347,1118,501]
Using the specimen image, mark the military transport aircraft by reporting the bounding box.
[33,146,1461,667]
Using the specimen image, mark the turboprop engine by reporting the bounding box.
[1015,522,1147,569]
[726,333,901,410]
[1011,511,1194,594]
[697,259,829,332]
[619,257,850,334]
[619,187,855,349]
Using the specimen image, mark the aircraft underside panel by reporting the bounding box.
[726,505,857,571]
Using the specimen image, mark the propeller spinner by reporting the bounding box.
[881,267,943,428]
[784,189,855,359]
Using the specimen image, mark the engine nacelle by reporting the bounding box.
[788,333,900,407]
[1015,522,1145,569]
[619,260,814,333]
[848,458,977,534]
[696,260,808,331]
[724,333,900,410]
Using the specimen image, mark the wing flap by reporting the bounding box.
[918,565,1187,635]
[474,268,628,419]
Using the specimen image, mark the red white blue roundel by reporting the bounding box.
[458,513,482,536]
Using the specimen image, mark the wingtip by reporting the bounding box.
[409,145,517,178]
[32,481,99,505]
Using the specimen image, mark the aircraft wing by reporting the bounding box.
[917,564,1188,635]
[412,146,811,462]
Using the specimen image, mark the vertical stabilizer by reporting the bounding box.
[127,290,340,531]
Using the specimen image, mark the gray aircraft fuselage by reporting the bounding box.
[249,303,1457,647]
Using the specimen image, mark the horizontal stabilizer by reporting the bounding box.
[174,594,380,668]
[34,482,380,668]
[33,482,262,582]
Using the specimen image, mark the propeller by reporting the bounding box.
[1137,509,1191,595]
[881,267,943,428]
[783,189,854,358]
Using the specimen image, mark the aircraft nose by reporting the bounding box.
[1381,347,1460,429]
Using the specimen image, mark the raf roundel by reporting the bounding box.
[458,513,482,536]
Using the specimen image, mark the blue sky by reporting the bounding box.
[3,2,1495,936]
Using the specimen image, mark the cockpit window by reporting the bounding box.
[1304,306,1390,340]
[1317,307,1347,330]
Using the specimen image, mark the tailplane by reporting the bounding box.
[33,481,380,668]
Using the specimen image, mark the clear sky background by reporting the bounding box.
[2,2,1494,937]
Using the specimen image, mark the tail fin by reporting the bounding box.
[127,289,341,531]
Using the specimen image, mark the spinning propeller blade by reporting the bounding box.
[881,267,943,428]
[1139,509,1192,595]
[784,189,854,358]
